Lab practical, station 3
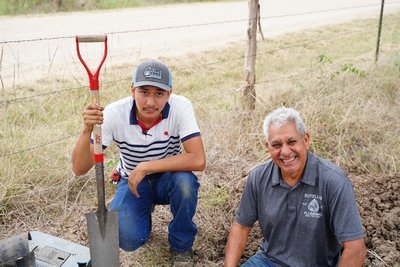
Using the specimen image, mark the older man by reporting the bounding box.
[224,107,366,267]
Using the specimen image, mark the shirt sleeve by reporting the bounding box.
[235,170,259,227]
[329,180,365,242]
[177,99,201,142]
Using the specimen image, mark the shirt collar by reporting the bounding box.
[271,151,317,187]
[129,100,170,125]
[300,151,318,186]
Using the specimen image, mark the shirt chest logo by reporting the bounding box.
[307,199,319,212]
[303,194,323,219]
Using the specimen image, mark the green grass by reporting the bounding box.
[0,0,234,16]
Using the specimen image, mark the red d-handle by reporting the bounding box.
[76,35,108,90]
[76,35,108,163]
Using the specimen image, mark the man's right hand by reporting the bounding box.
[71,104,103,176]
[82,103,104,132]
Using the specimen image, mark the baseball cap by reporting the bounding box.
[132,60,172,91]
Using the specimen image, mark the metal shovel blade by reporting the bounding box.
[86,162,119,267]
[86,209,119,267]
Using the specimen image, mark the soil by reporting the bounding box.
[1,170,398,266]
[355,173,400,266]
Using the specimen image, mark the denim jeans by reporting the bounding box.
[109,171,199,252]
[241,251,276,267]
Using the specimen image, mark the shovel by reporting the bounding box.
[76,35,119,267]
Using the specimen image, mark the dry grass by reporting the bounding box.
[0,13,399,266]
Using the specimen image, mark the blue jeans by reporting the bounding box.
[241,251,276,267]
[109,171,199,252]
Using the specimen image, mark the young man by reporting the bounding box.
[224,107,366,267]
[72,59,206,266]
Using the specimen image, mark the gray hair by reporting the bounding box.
[263,107,307,140]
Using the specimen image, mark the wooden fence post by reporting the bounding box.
[375,0,385,63]
[241,0,259,111]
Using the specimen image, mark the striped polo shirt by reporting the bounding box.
[100,94,200,177]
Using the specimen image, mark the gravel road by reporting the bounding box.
[0,0,399,89]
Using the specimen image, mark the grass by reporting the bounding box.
[0,10,399,266]
[0,0,234,16]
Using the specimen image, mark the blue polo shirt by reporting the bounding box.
[236,152,364,267]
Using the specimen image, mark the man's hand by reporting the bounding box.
[82,103,104,133]
[71,104,104,176]
[128,162,148,198]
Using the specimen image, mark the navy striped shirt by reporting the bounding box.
[100,94,200,177]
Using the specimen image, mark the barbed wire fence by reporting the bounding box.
[0,2,399,158]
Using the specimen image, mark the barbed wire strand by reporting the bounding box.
[1,2,399,44]
[2,19,397,105]
[0,57,374,159]
[0,136,72,158]
[0,4,399,157]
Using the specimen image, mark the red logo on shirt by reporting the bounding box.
[95,135,101,144]
[164,131,169,136]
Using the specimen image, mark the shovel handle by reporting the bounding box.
[90,91,103,163]
[75,35,107,163]
[76,35,107,43]
[91,92,106,214]
[76,35,108,214]
[76,35,108,90]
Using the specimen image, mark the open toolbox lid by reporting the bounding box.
[0,231,91,267]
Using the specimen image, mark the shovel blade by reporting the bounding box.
[86,210,119,267]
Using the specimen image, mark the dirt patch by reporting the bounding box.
[354,173,400,266]
[0,169,399,266]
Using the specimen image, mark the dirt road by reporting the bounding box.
[0,0,399,89]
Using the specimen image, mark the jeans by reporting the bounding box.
[109,171,199,252]
[241,251,276,267]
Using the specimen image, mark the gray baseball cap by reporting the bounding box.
[132,60,172,91]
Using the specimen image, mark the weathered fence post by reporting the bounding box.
[375,0,385,63]
[240,0,259,111]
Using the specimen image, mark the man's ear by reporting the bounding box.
[304,132,311,149]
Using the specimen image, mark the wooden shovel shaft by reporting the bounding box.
[90,90,104,162]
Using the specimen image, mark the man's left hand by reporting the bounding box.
[128,163,147,198]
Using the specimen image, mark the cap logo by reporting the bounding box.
[143,66,162,80]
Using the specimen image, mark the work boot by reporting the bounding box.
[171,250,194,267]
